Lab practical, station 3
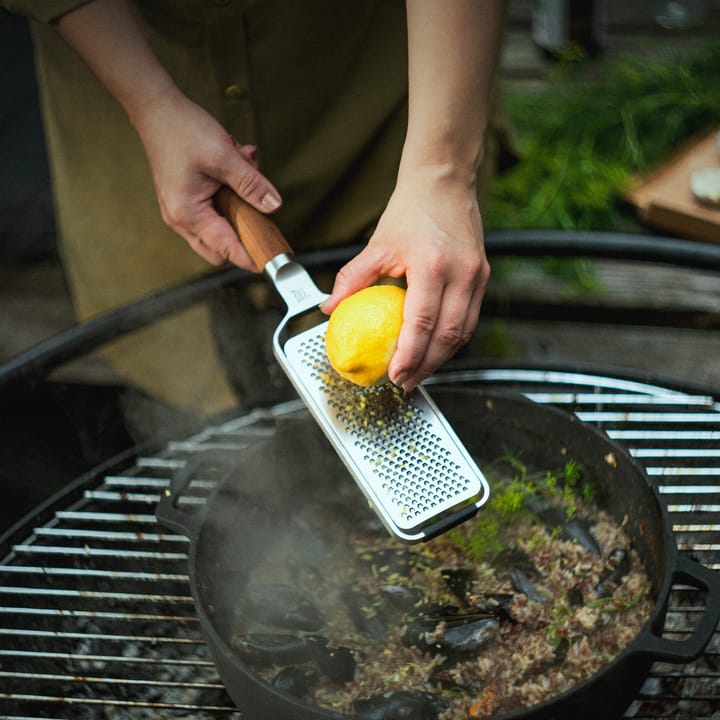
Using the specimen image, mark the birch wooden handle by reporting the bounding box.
[215,186,292,269]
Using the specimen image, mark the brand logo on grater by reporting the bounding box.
[291,288,310,302]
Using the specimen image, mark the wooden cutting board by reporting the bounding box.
[627,128,720,244]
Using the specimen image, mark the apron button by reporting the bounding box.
[223,84,244,100]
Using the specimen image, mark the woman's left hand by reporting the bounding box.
[320,166,490,392]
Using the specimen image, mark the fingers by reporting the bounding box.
[223,142,282,215]
[163,195,257,270]
[389,261,488,392]
[186,211,256,269]
[319,245,389,314]
[318,223,489,391]
[161,138,282,271]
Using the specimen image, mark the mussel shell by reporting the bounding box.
[353,690,446,720]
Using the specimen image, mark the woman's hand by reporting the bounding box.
[322,0,503,391]
[55,0,281,271]
[130,88,281,269]
[320,165,490,392]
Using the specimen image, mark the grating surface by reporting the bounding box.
[0,368,719,719]
[285,325,489,538]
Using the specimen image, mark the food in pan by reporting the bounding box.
[230,454,653,719]
[325,284,406,386]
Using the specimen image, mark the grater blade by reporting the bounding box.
[277,321,491,543]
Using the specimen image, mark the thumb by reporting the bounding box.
[223,146,282,214]
[319,246,385,314]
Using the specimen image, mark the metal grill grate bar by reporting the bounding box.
[633,450,720,458]
[12,544,188,560]
[0,566,189,582]
[32,528,187,542]
[1,695,237,712]
[1,650,209,665]
[0,607,198,622]
[0,628,205,644]
[658,486,720,493]
[525,393,717,406]
[579,412,720,423]
[609,431,720,441]
[0,671,226,690]
[0,587,191,601]
[54,511,158,522]
[104,476,172,486]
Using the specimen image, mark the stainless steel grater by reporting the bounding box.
[216,188,490,542]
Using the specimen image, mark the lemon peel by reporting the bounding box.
[325,285,405,387]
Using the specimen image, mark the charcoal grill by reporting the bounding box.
[1,231,719,718]
[0,368,718,718]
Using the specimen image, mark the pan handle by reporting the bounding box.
[215,187,293,269]
[155,459,205,540]
[632,554,720,664]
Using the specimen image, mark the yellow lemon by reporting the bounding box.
[325,284,406,386]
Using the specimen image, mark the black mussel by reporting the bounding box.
[308,640,356,683]
[554,636,570,662]
[271,664,318,697]
[441,567,475,604]
[525,493,567,527]
[441,615,499,654]
[563,517,603,558]
[404,612,499,655]
[566,584,585,608]
[342,588,386,641]
[232,633,315,666]
[509,563,550,604]
[525,494,602,557]
[379,583,425,612]
[357,548,417,579]
[471,593,516,620]
[353,690,446,720]
[594,548,631,598]
[245,583,324,632]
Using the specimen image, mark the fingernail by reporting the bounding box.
[261,192,281,212]
[393,372,408,389]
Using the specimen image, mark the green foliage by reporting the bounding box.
[451,454,594,563]
[487,41,720,232]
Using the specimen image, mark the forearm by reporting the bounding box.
[54,0,179,126]
[402,0,505,185]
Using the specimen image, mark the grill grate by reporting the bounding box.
[1,368,718,718]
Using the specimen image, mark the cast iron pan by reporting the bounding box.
[156,388,720,720]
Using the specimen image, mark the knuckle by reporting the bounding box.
[425,248,449,275]
[461,257,489,288]
[160,200,184,230]
[235,170,263,199]
[410,312,436,337]
[213,243,232,263]
[334,263,355,287]
[437,324,466,349]
[205,252,225,267]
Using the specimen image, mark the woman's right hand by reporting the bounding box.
[130,87,282,269]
